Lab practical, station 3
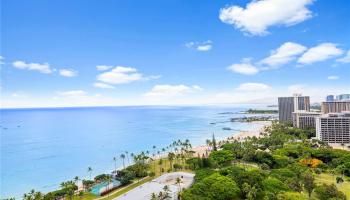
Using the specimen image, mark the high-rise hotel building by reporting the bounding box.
[336,94,350,101]
[278,94,310,123]
[326,95,335,102]
[321,101,350,114]
[316,112,350,144]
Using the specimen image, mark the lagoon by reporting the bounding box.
[0,106,266,198]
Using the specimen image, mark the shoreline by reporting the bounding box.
[10,120,272,199]
[228,121,271,141]
[191,121,272,156]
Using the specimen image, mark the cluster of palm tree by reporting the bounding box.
[154,139,195,173]
[108,139,194,175]
[150,185,171,200]
[59,181,77,200]
[23,189,43,200]
[22,180,78,200]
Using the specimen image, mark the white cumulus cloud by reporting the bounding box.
[97,66,143,85]
[236,83,271,91]
[197,45,212,51]
[327,75,339,80]
[260,42,307,67]
[297,43,343,65]
[96,65,113,71]
[59,69,78,77]
[144,84,202,97]
[12,60,52,74]
[219,0,314,36]
[227,59,259,75]
[337,50,350,63]
[93,82,115,89]
[185,40,213,51]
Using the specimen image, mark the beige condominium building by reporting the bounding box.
[316,112,350,144]
[321,101,350,114]
[278,94,310,123]
[292,111,321,129]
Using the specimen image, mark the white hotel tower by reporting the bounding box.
[316,112,350,144]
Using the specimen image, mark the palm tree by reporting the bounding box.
[74,176,80,187]
[87,167,93,180]
[151,193,157,200]
[206,139,211,151]
[162,148,166,169]
[23,189,37,200]
[34,191,43,200]
[61,181,75,200]
[30,189,35,197]
[162,185,171,199]
[153,145,156,155]
[212,133,217,151]
[176,177,182,193]
[130,152,135,164]
[120,154,126,169]
[113,157,117,172]
[168,152,175,171]
[125,151,130,165]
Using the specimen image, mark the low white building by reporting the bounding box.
[292,110,321,129]
[114,172,194,200]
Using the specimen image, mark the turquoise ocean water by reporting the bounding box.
[0,106,266,198]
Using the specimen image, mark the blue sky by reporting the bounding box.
[1,0,350,108]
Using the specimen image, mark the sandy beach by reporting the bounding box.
[228,121,271,141]
[191,121,272,156]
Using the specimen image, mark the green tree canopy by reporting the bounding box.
[209,150,234,167]
[182,173,240,200]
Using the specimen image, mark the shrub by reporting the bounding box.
[94,174,109,182]
[314,183,346,200]
[149,172,155,177]
[261,163,270,170]
[173,163,182,171]
[194,168,215,181]
[336,176,344,184]
[116,169,135,185]
[314,168,322,174]
[209,150,234,167]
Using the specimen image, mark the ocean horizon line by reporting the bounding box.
[0,103,272,110]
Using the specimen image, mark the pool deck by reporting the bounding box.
[114,172,194,200]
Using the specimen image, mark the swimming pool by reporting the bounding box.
[90,179,121,196]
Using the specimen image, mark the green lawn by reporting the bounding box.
[314,173,350,198]
[72,192,97,200]
[234,161,259,170]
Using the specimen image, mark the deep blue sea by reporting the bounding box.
[0,106,266,198]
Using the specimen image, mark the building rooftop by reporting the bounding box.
[114,172,194,200]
